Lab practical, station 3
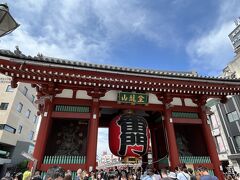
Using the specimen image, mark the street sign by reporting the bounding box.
[21,151,36,161]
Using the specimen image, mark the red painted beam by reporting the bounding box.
[99,100,164,111]
[172,118,202,124]
[172,106,199,112]
[54,98,92,106]
[51,112,91,119]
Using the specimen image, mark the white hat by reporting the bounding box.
[168,172,177,179]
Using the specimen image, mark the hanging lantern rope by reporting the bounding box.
[141,154,168,164]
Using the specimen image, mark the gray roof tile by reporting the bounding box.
[0,49,239,82]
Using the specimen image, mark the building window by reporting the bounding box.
[17,103,23,113]
[235,136,240,151]
[23,87,28,96]
[210,114,219,129]
[18,125,23,134]
[31,95,35,103]
[0,103,9,110]
[4,125,16,134]
[6,85,14,92]
[33,115,38,124]
[231,73,236,79]
[216,136,226,153]
[29,131,34,140]
[227,111,239,122]
[28,145,34,154]
[25,109,31,119]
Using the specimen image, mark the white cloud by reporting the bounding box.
[1,0,110,63]
[1,0,177,64]
[186,0,240,75]
[92,0,179,47]
[187,22,235,75]
[2,0,178,158]
[12,1,47,13]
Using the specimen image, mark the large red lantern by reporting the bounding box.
[109,113,150,157]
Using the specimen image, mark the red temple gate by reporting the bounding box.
[0,49,239,179]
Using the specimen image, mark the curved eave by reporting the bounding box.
[0,55,240,97]
[0,55,239,82]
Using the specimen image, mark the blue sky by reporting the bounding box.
[1,0,240,155]
[1,0,240,76]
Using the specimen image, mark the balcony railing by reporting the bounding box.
[179,156,211,164]
[43,156,86,164]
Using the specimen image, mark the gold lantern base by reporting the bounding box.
[122,156,140,164]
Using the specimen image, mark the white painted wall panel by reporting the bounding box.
[56,89,73,98]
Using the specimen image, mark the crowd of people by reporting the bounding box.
[1,164,239,180]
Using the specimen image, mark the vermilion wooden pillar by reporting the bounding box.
[198,98,224,180]
[86,98,100,172]
[164,104,180,170]
[33,99,54,170]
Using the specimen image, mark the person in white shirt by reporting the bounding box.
[176,165,190,180]
[152,173,161,180]
[141,168,154,180]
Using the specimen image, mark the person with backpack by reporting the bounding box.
[197,167,218,180]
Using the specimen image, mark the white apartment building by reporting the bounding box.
[0,74,38,176]
[222,53,240,79]
[207,19,240,174]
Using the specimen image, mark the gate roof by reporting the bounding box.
[0,49,240,98]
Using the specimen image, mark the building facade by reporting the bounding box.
[97,151,120,169]
[0,74,38,176]
[206,19,240,174]
[228,18,240,55]
[208,99,240,173]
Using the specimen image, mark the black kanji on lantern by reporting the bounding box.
[117,114,148,156]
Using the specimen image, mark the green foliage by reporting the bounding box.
[17,160,29,172]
